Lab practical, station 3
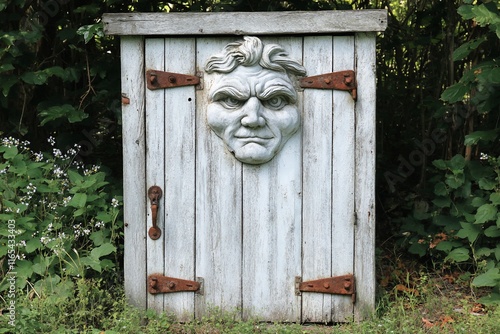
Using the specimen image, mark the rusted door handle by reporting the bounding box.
[148,186,162,240]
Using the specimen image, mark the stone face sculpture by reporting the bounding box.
[204,36,306,164]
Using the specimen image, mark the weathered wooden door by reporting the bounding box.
[105,11,387,323]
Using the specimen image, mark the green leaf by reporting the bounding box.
[452,36,487,61]
[456,222,481,243]
[73,208,86,217]
[445,247,470,263]
[0,63,14,73]
[435,240,453,253]
[490,193,500,205]
[25,238,42,253]
[432,197,451,208]
[68,193,87,208]
[432,159,447,170]
[21,71,49,85]
[471,3,500,28]
[476,247,492,258]
[15,260,34,280]
[457,4,474,20]
[77,23,104,44]
[434,182,448,196]
[471,196,487,207]
[464,130,498,145]
[441,82,468,103]
[450,154,466,171]
[90,230,106,246]
[484,226,500,238]
[445,173,465,189]
[478,293,500,306]
[479,178,497,190]
[475,204,498,224]
[67,169,84,184]
[80,256,101,272]
[2,146,18,159]
[495,246,500,261]
[90,243,116,260]
[408,242,427,257]
[38,104,88,125]
[472,268,500,287]
[1,76,18,97]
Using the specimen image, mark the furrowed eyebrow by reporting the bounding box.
[211,86,249,102]
[258,83,297,103]
[209,79,250,101]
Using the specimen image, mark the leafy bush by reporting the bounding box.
[0,136,123,297]
[397,0,500,304]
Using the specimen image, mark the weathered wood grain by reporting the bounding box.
[103,10,388,36]
[354,32,377,320]
[195,37,243,319]
[301,35,334,323]
[121,36,147,308]
[145,38,166,312]
[241,37,302,322]
[162,37,197,321]
[331,35,356,322]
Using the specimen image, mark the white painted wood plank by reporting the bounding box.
[301,35,334,324]
[121,36,147,309]
[195,37,243,319]
[331,35,356,322]
[145,38,165,312]
[103,10,388,36]
[354,33,377,320]
[163,37,197,321]
[241,37,302,322]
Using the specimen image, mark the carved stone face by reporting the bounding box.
[207,65,300,164]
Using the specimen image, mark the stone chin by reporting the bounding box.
[231,142,279,165]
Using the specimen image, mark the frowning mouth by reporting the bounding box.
[234,136,273,144]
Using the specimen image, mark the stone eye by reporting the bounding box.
[218,96,243,109]
[263,96,287,110]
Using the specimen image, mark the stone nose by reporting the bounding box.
[241,97,265,128]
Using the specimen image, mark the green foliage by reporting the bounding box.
[391,0,500,304]
[0,137,123,297]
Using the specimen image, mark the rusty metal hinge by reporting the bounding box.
[148,274,202,294]
[299,70,357,101]
[146,69,200,90]
[295,274,356,303]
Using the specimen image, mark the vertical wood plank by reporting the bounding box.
[145,38,165,312]
[163,37,197,321]
[354,33,377,320]
[121,36,147,309]
[241,37,302,322]
[195,37,243,319]
[301,35,334,323]
[331,35,356,322]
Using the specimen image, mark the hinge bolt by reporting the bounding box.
[323,283,330,289]
[324,78,331,84]
[150,277,158,289]
[168,76,177,84]
[149,73,157,85]
[344,279,352,290]
[168,282,176,289]
[343,74,353,86]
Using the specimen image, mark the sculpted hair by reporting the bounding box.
[205,36,306,76]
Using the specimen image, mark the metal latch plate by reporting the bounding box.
[299,70,357,100]
[148,274,201,294]
[296,274,355,302]
[146,69,200,90]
